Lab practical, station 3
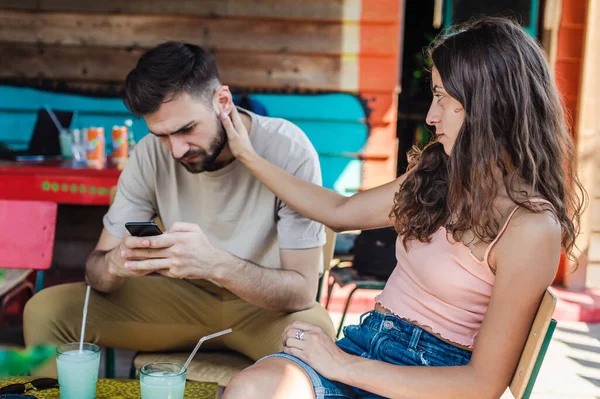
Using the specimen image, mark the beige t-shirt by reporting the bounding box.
[103,109,325,272]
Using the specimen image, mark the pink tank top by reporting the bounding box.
[375,201,548,348]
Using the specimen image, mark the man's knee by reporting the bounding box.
[238,304,334,360]
[290,303,335,339]
[24,283,85,345]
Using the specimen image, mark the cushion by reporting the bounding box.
[0,269,32,297]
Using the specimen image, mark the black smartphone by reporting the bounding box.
[125,221,163,237]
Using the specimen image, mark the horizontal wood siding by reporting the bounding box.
[0,44,350,91]
[0,2,400,93]
[0,0,399,22]
[0,10,398,56]
[0,0,402,189]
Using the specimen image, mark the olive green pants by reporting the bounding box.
[23,276,335,376]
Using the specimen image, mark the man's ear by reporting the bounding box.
[212,85,233,115]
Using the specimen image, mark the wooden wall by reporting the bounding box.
[551,0,592,289]
[571,0,600,289]
[0,0,402,189]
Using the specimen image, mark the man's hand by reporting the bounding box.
[105,236,157,279]
[120,222,227,279]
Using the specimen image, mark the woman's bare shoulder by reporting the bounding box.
[490,205,561,279]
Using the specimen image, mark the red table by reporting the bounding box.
[0,160,121,205]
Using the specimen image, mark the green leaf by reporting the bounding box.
[0,345,56,377]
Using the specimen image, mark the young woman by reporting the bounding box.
[221,17,585,399]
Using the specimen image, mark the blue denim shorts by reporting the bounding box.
[259,310,472,399]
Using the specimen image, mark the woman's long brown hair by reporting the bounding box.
[391,17,586,259]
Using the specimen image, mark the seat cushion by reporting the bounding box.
[133,351,254,387]
[0,269,32,297]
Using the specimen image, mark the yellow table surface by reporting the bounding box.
[0,377,218,399]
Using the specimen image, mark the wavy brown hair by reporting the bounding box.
[391,17,586,258]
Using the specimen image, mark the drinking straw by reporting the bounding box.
[43,105,64,131]
[70,111,78,129]
[79,285,92,353]
[181,328,233,373]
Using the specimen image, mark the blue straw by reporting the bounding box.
[70,111,78,129]
[43,105,64,131]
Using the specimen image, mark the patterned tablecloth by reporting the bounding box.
[0,377,218,399]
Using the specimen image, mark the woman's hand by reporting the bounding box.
[282,321,352,382]
[220,107,256,160]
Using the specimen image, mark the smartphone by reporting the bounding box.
[125,221,163,237]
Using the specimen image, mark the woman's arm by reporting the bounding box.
[221,108,406,232]
[283,210,561,399]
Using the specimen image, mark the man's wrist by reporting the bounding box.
[104,247,123,276]
[86,248,124,292]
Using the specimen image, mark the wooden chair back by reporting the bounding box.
[323,228,337,273]
[509,288,557,399]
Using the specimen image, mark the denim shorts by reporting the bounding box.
[259,310,472,399]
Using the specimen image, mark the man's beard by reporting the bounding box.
[177,122,228,174]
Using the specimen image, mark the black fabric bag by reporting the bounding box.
[351,227,398,279]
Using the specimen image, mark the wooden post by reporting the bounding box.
[570,0,600,290]
[554,0,594,290]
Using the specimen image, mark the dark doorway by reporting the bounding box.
[396,0,441,175]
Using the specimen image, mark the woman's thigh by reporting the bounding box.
[226,311,473,399]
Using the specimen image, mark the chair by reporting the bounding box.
[317,227,337,302]
[131,227,337,386]
[325,263,387,338]
[0,200,57,323]
[509,288,557,399]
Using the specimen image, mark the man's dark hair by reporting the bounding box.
[123,41,220,116]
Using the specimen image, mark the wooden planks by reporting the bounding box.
[0,43,370,91]
[217,51,346,90]
[0,7,400,92]
[0,10,398,56]
[0,0,399,22]
[0,0,403,188]
[362,91,399,124]
[0,44,142,83]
